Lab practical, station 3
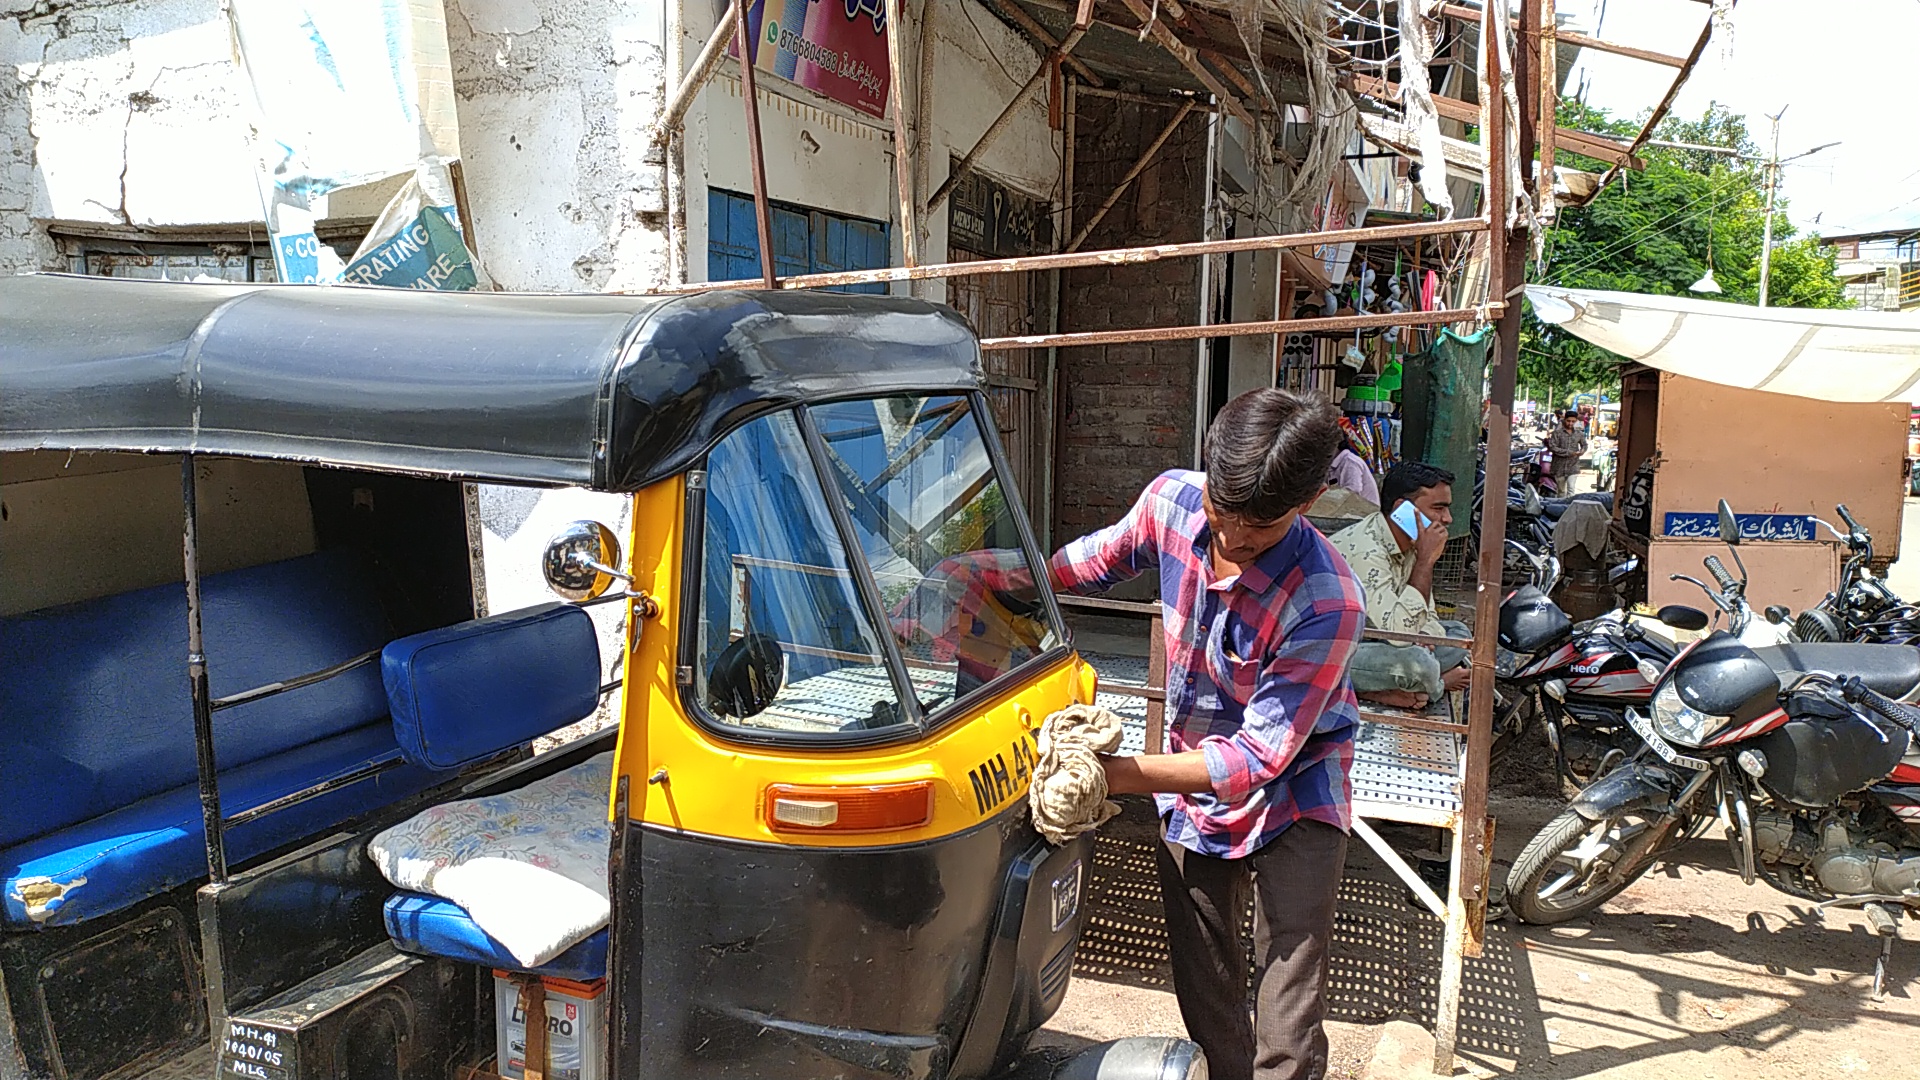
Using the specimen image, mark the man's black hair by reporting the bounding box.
[1201,388,1343,521]
[1380,460,1456,511]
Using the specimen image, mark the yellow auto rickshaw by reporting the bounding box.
[0,275,1198,1080]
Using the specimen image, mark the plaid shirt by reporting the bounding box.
[887,548,1048,686]
[1050,470,1365,858]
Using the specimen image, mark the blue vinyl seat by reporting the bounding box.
[383,892,607,981]
[0,552,601,930]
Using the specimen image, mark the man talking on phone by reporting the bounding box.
[1328,461,1470,710]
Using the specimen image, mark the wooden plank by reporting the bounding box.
[1117,0,1256,130]
[1346,73,1642,169]
[885,0,917,267]
[1435,1,1688,67]
[979,0,1103,86]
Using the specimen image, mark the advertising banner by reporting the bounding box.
[228,0,485,288]
[728,0,892,119]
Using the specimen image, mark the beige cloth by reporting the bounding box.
[1554,499,1612,561]
[1029,703,1126,845]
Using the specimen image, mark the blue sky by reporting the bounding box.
[1564,0,1920,237]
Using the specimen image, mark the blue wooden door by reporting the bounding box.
[708,190,888,293]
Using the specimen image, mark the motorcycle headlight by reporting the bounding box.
[1650,679,1724,747]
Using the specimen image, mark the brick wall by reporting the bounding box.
[1053,96,1207,555]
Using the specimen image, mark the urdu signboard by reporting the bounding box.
[729,0,892,120]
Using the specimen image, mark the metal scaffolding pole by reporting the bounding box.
[885,0,918,268]
[654,216,1490,294]
[730,0,776,289]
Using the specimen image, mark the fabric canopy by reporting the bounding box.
[1526,285,1920,404]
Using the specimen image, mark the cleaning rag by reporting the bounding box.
[1029,703,1126,845]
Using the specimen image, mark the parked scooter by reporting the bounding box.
[1506,502,1920,996]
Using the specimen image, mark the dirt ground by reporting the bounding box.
[1039,733,1920,1080]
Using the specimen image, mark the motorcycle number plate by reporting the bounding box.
[1626,709,1709,771]
[1050,860,1084,932]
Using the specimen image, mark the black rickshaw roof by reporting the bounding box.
[0,274,982,491]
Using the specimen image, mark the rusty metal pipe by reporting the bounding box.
[979,306,1487,350]
[731,0,776,289]
[651,216,1490,294]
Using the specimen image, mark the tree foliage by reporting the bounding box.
[1517,102,1849,408]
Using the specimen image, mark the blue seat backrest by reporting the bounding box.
[382,604,601,771]
[0,551,392,850]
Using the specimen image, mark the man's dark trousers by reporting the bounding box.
[1154,819,1348,1080]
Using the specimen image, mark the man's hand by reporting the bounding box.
[1415,519,1449,568]
[1443,665,1472,692]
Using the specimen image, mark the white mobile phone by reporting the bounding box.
[1390,500,1431,539]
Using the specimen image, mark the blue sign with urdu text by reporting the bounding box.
[1663,513,1818,542]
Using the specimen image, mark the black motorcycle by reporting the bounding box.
[1793,503,1920,645]
[1507,504,1920,995]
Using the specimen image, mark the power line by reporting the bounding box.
[1541,170,1756,284]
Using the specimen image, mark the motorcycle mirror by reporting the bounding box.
[1655,604,1710,632]
[1717,498,1741,546]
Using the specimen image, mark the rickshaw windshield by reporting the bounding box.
[691,394,1064,742]
[811,394,1063,716]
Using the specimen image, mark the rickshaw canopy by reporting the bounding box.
[0,274,982,489]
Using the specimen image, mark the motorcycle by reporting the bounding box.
[1794,503,1920,645]
[1507,501,1920,996]
[1493,542,1707,783]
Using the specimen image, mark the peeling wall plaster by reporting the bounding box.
[4,0,256,236]
[446,0,669,292]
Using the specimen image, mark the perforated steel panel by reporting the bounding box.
[1351,721,1464,824]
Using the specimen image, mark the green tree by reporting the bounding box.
[1519,101,1849,407]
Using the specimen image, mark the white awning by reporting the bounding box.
[1526,285,1920,404]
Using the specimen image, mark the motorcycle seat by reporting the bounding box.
[1750,642,1920,700]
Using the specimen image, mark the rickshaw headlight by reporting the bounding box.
[1650,679,1721,748]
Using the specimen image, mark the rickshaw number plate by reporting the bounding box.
[1051,860,1084,931]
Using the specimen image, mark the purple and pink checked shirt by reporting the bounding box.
[1050,470,1366,859]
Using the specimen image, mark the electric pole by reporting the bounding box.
[1758,106,1785,308]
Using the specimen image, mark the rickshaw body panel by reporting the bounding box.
[610,461,1096,1076]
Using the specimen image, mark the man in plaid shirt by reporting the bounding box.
[1050,389,1364,1080]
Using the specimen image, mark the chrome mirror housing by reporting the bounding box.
[542,520,630,602]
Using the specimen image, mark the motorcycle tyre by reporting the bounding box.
[1506,805,1661,925]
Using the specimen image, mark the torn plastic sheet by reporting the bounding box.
[341,165,491,291]
[1397,0,1454,216]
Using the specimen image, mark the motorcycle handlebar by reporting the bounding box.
[1704,555,1738,592]
[1837,504,1861,533]
[1841,676,1920,734]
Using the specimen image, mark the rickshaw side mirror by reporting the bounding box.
[542,519,630,602]
[708,633,786,719]
[1717,499,1741,546]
